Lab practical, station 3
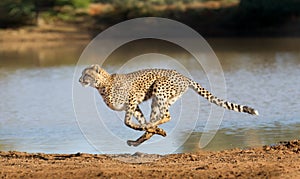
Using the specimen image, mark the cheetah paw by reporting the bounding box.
[146,127,167,137]
[127,140,141,147]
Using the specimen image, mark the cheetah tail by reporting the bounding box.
[188,80,259,115]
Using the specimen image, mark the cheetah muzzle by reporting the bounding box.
[79,64,259,147]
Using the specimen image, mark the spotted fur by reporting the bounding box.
[79,64,258,146]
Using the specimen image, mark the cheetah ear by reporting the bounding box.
[91,64,101,73]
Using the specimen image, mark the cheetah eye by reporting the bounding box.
[95,67,101,73]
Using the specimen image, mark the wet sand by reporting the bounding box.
[1,140,299,178]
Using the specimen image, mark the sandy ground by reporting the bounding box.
[1,140,300,178]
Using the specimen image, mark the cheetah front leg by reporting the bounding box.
[127,112,171,147]
[133,106,146,125]
[124,108,146,132]
[133,106,166,135]
[124,105,166,135]
[127,106,152,146]
[126,104,167,147]
[124,103,166,147]
[127,98,171,147]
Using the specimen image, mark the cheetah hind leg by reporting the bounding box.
[144,95,172,137]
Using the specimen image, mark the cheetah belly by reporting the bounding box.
[110,102,126,111]
[109,91,127,111]
[101,94,126,111]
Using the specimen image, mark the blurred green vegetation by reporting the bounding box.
[91,0,300,36]
[91,0,240,30]
[1,0,300,36]
[0,0,35,27]
[0,0,91,27]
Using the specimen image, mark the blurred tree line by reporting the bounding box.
[0,0,92,27]
[0,0,299,31]
[91,0,300,36]
[93,0,236,5]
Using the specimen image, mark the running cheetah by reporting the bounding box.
[79,64,258,146]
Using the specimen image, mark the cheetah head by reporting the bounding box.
[79,64,109,88]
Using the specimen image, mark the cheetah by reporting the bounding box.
[79,64,258,147]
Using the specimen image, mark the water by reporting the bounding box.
[0,38,299,154]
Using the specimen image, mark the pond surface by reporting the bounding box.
[0,38,299,154]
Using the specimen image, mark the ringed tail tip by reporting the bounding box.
[243,106,259,116]
[253,110,259,116]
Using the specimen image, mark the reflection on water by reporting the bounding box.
[0,38,299,154]
[0,41,86,68]
[179,124,300,153]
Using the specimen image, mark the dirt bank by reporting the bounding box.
[0,22,91,42]
[1,140,300,178]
